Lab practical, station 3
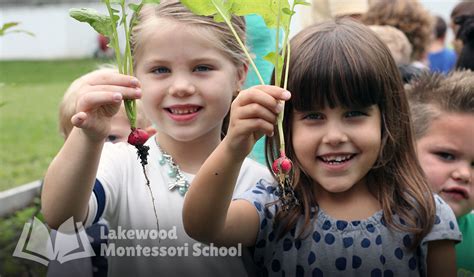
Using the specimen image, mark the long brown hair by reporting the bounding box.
[266,18,435,249]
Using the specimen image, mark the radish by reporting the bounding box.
[272,149,298,210]
[272,152,292,175]
[127,128,150,146]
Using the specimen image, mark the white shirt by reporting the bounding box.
[85,138,273,277]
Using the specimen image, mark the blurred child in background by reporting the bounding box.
[408,70,474,275]
[428,16,457,74]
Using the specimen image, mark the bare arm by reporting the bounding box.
[42,129,105,229]
[41,71,141,229]
[426,240,456,277]
[183,85,290,246]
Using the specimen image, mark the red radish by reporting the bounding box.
[279,158,292,173]
[272,150,299,210]
[128,128,150,146]
[272,152,293,175]
[128,127,150,166]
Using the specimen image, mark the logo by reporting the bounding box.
[13,217,95,266]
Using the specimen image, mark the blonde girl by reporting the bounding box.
[42,1,274,276]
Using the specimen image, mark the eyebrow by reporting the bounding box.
[142,56,222,68]
[430,145,461,155]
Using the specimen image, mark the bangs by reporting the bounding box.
[287,21,396,111]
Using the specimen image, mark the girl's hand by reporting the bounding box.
[224,85,291,160]
[70,69,142,142]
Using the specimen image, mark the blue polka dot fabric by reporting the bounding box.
[237,179,462,276]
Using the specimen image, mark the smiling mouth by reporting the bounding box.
[166,107,201,115]
[318,154,356,165]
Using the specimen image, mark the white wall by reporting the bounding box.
[0,3,116,60]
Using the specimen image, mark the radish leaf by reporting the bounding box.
[69,8,115,37]
[295,0,310,5]
[263,51,284,78]
[181,0,290,29]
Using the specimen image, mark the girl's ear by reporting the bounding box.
[235,63,249,93]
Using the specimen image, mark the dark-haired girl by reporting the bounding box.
[184,19,461,276]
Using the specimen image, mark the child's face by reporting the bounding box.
[134,18,246,144]
[291,105,382,196]
[416,113,474,218]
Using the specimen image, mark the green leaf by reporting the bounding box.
[1,22,19,32]
[112,14,120,22]
[263,51,284,69]
[181,0,232,22]
[212,0,233,22]
[69,8,114,37]
[282,7,295,16]
[181,0,290,29]
[295,0,310,6]
[128,3,140,12]
[181,0,221,16]
[0,22,34,37]
[230,0,291,29]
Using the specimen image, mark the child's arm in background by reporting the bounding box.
[426,240,456,276]
[183,85,290,246]
[41,71,141,229]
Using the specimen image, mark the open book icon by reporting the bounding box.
[13,216,95,266]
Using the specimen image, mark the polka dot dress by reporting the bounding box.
[238,179,462,277]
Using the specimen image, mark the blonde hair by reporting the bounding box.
[131,0,247,68]
[369,25,412,65]
[59,78,82,139]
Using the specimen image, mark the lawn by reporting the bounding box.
[0,198,46,277]
[0,59,107,191]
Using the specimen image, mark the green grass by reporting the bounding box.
[0,198,46,277]
[0,59,107,191]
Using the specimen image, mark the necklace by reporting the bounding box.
[156,143,190,196]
